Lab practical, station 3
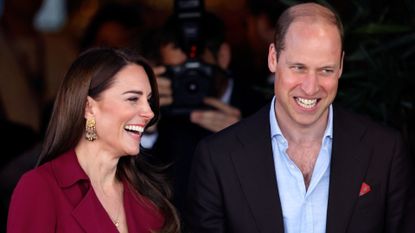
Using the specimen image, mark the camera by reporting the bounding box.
[164,59,216,115]
[161,0,227,116]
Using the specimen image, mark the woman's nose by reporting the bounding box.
[139,101,154,120]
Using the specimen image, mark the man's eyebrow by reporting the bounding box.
[285,61,304,65]
[285,61,338,69]
[286,61,306,66]
[320,64,338,69]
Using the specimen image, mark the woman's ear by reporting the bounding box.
[84,96,96,119]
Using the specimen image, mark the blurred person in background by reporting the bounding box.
[0,0,76,133]
[141,11,267,223]
[0,112,39,231]
[61,0,99,49]
[243,0,285,99]
[79,2,144,52]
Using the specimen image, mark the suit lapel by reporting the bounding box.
[231,104,284,233]
[326,107,373,233]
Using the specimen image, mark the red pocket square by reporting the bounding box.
[359,182,371,196]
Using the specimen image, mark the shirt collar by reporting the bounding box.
[220,78,234,104]
[269,96,333,141]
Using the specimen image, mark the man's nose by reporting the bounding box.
[301,72,320,95]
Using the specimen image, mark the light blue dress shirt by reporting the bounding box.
[269,97,333,233]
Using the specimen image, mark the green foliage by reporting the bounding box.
[334,0,415,153]
[338,1,415,122]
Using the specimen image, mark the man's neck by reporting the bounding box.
[276,108,328,145]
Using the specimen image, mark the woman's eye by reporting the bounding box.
[128,97,138,102]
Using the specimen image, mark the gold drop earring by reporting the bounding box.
[85,118,97,141]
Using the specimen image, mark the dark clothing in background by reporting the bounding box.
[0,119,39,231]
[153,80,267,216]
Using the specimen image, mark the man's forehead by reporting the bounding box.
[283,19,342,47]
[289,3,336,19]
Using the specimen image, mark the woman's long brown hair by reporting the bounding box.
[38,48,180,233]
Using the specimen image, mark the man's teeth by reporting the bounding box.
[296,97,317,109]
[124,125,144,133]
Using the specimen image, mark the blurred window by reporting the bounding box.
[34,0,66,32]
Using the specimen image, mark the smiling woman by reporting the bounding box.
[84,64,155,157]
[7,48,180,233]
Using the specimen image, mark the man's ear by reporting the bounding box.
[84,96,96,119]
[268,43,278,72]
[217,42,231,70]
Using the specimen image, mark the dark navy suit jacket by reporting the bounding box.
[187,104,415,233]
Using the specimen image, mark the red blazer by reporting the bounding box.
[7,150,164,233]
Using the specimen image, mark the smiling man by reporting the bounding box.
[186,3,414,233]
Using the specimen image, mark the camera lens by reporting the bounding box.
[187,81,199,93]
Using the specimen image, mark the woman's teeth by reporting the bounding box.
[296,97,317,109]
[124,125,144,134]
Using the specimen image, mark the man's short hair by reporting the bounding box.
[273,3,344,60]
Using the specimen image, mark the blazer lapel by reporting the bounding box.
[231,104,284,233]
[72,187,119,233]
[51,150,118,233]
[326,107,373,233]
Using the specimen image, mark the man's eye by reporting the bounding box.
[321,69,334,75]
[291,65,304,72]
